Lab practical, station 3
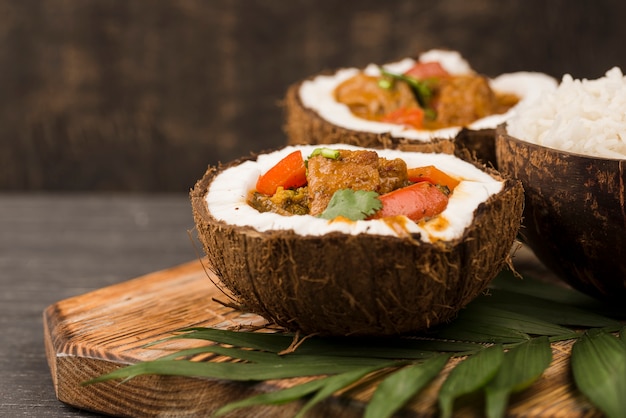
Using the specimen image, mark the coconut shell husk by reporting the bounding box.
[283,81,500,167]
[190,152,524,337]
[454,127,498,168]
[496,124,626,302]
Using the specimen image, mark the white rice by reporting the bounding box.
[506,67,626,159]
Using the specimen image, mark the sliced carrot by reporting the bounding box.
[255,150,307,195]
[381,107,425,129]
[404,61,449,79]
[407,165,460,192]
[373,181,449,222]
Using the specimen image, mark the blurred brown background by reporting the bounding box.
[1,0,623,191]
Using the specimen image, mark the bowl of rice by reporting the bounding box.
[495,67,626,302]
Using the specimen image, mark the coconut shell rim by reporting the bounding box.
[496,124,626,163]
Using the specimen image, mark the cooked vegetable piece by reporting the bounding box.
[407,165,460,191]
[256,150,307,195]
[309,147,340,160]
[381,107,425,129]
[404,61,449,79]
[249,187,309,216]
[378,67,433,110]
[373,181,449,222]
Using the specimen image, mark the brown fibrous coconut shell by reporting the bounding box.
[283,81,499,168]
[496,124,626,302]
[190,151,524,337]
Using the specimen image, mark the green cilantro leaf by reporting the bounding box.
[318,189,382,221]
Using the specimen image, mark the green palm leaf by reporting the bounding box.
[490,271,620,317]
[433,325,529,344]
[289,336,480,358]
[213,363,395,417]
[213,376,328,416]
[295,363,396,418]
[431,315,531,344]
[571,328,626,418]
[485,336,553,418]
[477,289,621,328]
[364,354,449,418]
[460,305,578,337]
[167,327,480,359]
[153,327,293,352]
[438,344,504,418]
[154,344,412,369]
[156,344,284,362]
[84,356,395,385]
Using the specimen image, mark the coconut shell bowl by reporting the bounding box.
[496,124,626,302]
[191,145,524,337]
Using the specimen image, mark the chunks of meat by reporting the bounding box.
[307,149,408,216]
[432,74,498,127]
[334,73,419,120]
[377,157,410,194]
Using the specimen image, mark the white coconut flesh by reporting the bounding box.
[298,49,558,142]
[206,144,504,243]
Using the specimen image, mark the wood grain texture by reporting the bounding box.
[44,259,603,417]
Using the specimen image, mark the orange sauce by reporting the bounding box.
[382,215,412,237]
[418,215,450,243]
[425,215,450,232]
[329,215,355,225]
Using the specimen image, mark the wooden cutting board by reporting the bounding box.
[44,258,602,417]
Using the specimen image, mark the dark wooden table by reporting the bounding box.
[1,193,197,417]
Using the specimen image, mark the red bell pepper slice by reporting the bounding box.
[407,165,460,192]
[381,107,425,129]
[255,150,307,195]
[374,181,449,222]
[404,61,449,79]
